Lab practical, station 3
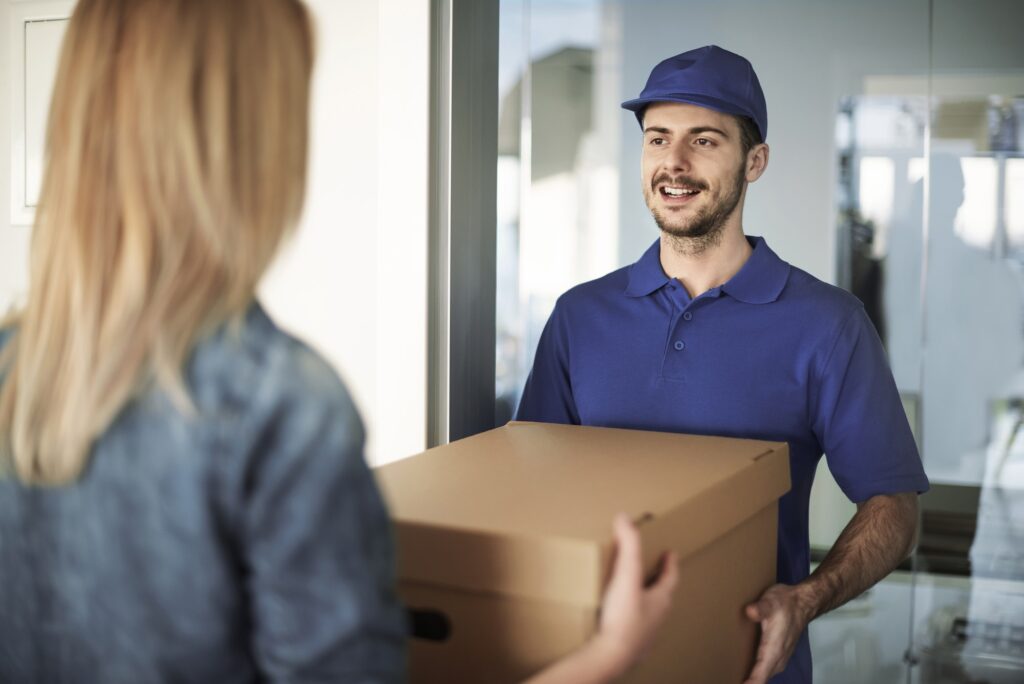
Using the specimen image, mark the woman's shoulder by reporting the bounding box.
[188,301,362,437]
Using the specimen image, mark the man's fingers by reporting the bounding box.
[742,585,805,682]
[742,663,770,684]
[742,640,772,684]
[745,599,769,622]
[745,586,784,622]
[743,639,782,684]
[743,613,786,684]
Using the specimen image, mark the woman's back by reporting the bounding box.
[0,305,406,682]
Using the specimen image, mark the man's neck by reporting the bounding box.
[659,226,753,299]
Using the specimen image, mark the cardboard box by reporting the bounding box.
[375,421,790,683]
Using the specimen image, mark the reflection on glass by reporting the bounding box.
[956,157,998,250]
[1007,159,1024,251]
[495,0,608,424]
[844,93,1024,681]
[937,98,1024,676]
[837,96,927,395]
[859,157,896,257]
[923,149,1022,485]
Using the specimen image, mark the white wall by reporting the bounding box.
[259,0,430,466]
[260,0,430,466]
[0,0,6,241]
[1,0,431,465]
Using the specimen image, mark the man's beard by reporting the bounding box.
[646,163,746,256]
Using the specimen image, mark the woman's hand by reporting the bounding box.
[590,513,680,678]
[524,513,679,684]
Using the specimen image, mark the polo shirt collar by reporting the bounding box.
[623,239,670,297]
[624,235,790,304]
[721,236,791,304]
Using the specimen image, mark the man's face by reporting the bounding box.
[640,102,749,241]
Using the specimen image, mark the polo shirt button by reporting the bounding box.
[683,312,693,321]
[674,340,685,351]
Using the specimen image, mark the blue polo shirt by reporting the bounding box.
[516,236,929,684]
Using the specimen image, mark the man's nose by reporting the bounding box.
[663,141,691,173]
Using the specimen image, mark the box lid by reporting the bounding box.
[376,422,790,608]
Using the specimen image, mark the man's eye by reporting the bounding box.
[695,138,713,146]
[649,137,665,145]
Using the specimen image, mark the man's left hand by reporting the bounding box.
[741,583,816,684]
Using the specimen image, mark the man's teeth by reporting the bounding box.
[664,187,699,196]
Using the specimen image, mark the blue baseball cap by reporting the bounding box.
[621,45,767,142]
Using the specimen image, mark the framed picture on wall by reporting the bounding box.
[9,0,75,226]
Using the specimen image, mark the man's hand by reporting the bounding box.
[742,583,815,684]
[741,492,919,683]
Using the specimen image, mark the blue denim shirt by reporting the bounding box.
[0,303,406,683]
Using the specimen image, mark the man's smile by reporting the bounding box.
[654,176,707,206]
[658,184,702,203]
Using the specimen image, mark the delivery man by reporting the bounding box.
[516,45,930,684]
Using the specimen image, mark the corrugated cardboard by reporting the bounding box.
[375,421,791,683]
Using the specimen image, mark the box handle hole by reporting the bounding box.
[407,608,452,642]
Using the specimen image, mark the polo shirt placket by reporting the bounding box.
[659,284,720,382]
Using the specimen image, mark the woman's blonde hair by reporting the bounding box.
[0,0,314,485]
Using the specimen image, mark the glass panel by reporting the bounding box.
[810,570,917,683]
[832,95,927,684]
[495,0,606,424]
[1007,158,1024,251]
[909,0,1024,675]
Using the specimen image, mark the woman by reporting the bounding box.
[0,1,675,682]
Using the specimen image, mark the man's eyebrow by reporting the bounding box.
[643,125,731,138]
[689,126,730,138]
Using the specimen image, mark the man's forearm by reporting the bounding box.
[795,492,919,622]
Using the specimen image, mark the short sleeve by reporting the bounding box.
[811,305,930,503]
[515,299,580,425]
[241,379,406,683]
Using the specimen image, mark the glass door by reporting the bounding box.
[908,2,1024,681]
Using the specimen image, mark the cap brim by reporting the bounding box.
[621,93,758,135]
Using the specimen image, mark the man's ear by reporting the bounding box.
[746,143,769,183]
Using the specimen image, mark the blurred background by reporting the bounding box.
[2,0,1022,681]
